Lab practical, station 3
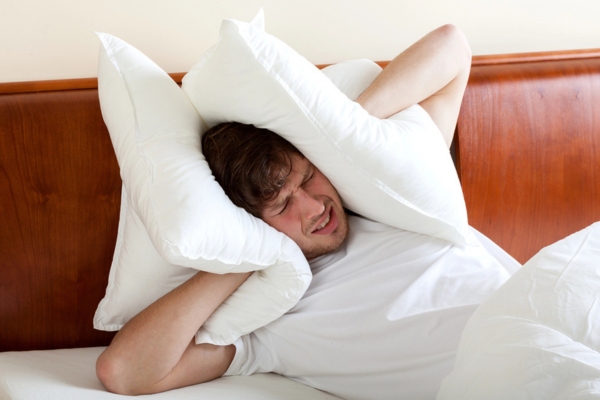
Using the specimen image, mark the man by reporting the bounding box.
[96,25,518,398]
[200,122,350,260]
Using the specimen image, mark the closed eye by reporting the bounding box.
[277,198,290,215]
[303,169,315,185]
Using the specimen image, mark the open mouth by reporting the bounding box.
[311,207,338,235]
[315,213,330,231]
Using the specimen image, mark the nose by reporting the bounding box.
[297,188,325,220]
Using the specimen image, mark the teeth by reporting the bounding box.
[316,214,330,231]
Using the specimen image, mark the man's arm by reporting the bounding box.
[356,24,471,147]
[96,270,251,395]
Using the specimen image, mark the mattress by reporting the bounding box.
[0,347,342,400]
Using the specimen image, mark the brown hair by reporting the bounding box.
[202,122,302,217]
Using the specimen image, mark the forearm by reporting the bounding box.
[97,270,251,394]
[356,24,471,145]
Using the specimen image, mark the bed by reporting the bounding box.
[1,48,600,399]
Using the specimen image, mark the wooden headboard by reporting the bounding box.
[1,51,599,352]
[456,50,600,264]
[0,86,119,351]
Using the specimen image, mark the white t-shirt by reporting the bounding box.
[225,216,520,400]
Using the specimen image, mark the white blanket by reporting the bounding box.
[437,222,600,399]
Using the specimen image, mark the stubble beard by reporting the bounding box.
[304,210,350,260]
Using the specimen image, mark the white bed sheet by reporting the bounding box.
[0,347,342,400]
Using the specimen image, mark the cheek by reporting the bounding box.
[314,169,335,191]
[316,177,338,200]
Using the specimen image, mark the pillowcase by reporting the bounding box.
[93,32,311,345]
[182,10,471,246]
[437,222,600,399]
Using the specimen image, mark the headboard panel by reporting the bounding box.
[457,52,600,263]
[0,88,119,351]
[1,52,599,352]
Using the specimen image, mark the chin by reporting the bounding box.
[304,224,349,260]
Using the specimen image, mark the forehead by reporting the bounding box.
[289,153,311,171]
[284,154,314,186]
[266,152,309,190]
[262,155,312,207]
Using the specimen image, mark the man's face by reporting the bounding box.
[260,154,349,260]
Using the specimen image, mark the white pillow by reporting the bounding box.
[182,10,471,246]
[93,32,311,345]
[437,222,600,399]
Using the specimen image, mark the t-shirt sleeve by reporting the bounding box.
[223,333,277,376]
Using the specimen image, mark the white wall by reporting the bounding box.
[2,0,599,83]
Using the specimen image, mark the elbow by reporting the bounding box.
[96,351,127,395]
[438,23,472,71]
[96,350,143,396]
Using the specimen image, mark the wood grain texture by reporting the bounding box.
[457,56,600,263]
[0,89,118,350]
[471,48,600,66]
[0,73,185,94]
